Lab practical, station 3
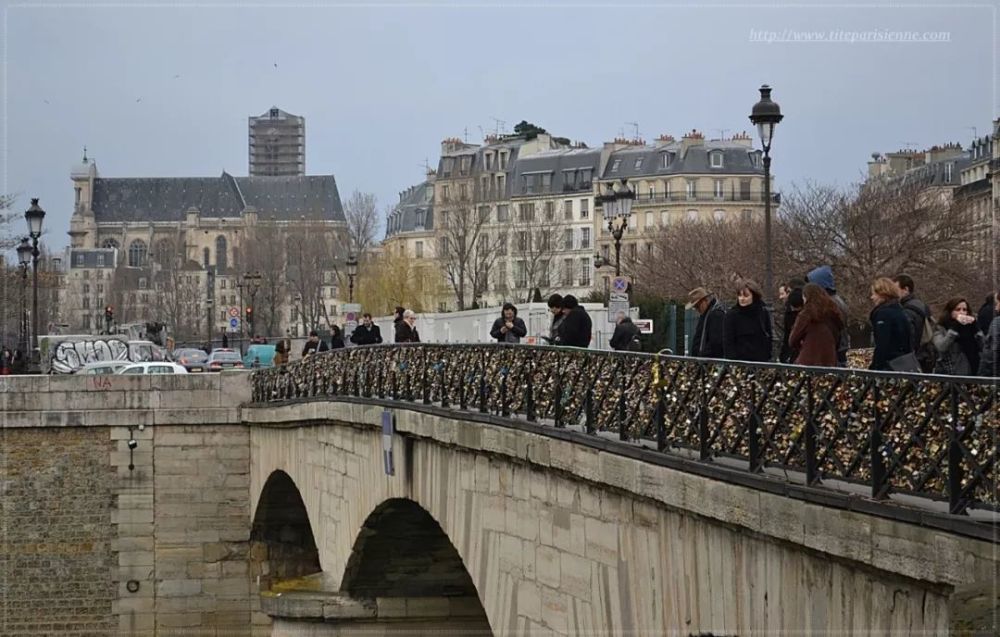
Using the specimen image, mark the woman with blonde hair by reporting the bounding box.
[869,277,914,371]
[788,283,843,366]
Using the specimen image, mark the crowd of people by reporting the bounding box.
[687,265,1000,376]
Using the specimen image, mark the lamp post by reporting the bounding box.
[241,271,262,349]
[749,84,783,302]
[346,254,358,303]
[16,238,31,360]
[24,199,45,366]
[594,178,635,277]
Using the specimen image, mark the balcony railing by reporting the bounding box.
[251,344,998,517]
[632,192,782,204]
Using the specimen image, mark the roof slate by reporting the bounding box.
[385,180,434,237]
[90,172,344,223]
[602,141,764,180]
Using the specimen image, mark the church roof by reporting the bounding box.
[90,172,344,223]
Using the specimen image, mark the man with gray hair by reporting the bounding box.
[395,309,421,343]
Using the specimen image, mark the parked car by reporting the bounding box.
[243,344,276,369]
[207,349,245,371]
[172,348,210,373]
[116,362,189,375]
[76,361,131,375]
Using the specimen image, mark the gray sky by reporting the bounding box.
[2,1,996,252]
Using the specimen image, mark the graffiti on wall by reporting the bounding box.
[50,338,131,374]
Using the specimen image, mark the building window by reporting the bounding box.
[564,200,573,219]
[221,279,227,289]
[517,232,529,251]
[563,229,574,250]
[661,211,669,225]
[686,179,696,200]
[580,228,591,250]
[478,206,490,224]
[710,151,724,168]
[648,185,655,200]
[497,174,506,193]
[83,284,90,294]
[518,203,535,222]
[579,258,591,286]
[627,244,637,261]
[497,205,510,222]
[203,247,210,267]
[539,229,551,252]
[514,261,526,288]
[714,179,724,200]
[740,179,752,200]
[497,236,507,256]
[563,258,574,286]
[713,209,726,222]
[102,238,119,250]
[540,259,550,287]
[665,180,672,198]
[499,152,508,170]
[97,284,103,293]
[216,236,228,270]
[742,209,753,222]
[441,185,450,200]
[580,169,592,186]
[416,241,424,258]
[645,212,654,228]
[945,162,953,181]
[83,315,91,329]
[76,254,85,266]
[633,158,643,170]
[660,153,674,168]
[96,254,105,267]
[139,277,147,289]
[128,240,147,267]
[83,270,90,280]
[545,201,555,220]
[580,199,589,218]
[82,297,90,310]
[541,173,552,192]
[687,209,698,221]
[459,184,468,200]
[610,159,621,172]
[485,153,494,170]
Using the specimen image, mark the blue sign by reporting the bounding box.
[381,410,395,476]
[229,318,239,328]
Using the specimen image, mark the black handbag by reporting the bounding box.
[888,351,920,373]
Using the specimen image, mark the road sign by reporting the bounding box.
[610,292,628,303]
[229,317,239,329]
[611,276,630,293]
[608,298,629,323]
[634,319,654,334]
[343,303,362,342]
[228,307,239,318]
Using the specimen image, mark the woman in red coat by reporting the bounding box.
[788,283,844,366]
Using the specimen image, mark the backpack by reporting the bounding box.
[904,300,937,372]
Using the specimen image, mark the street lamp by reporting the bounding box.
[346,254,358,303]
[24,199,45,365]
[749,84,783,302]
[16,238,31,359]
[239,271,262,349]
[594,178,635,277]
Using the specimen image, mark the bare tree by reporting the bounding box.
[437,199,504,310]
[285,221,346,333]
[241,222,288,336]
[343,190,380,256]
[507,200,569,302]
[150,236,203,342]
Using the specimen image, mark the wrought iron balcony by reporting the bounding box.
[251,344,998,517]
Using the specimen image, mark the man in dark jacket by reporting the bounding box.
[350,313,383,346]
[556,295,592,348]
[893,274,934,372]
[609,314,641,351]
[977,293,996,335]
[541,294,564,345]
[490,303,527,343]
[302,331,322,356]
[807,265,849,366]
[686,287,725,358]
[392,306,406,343]
[395,310,420,343]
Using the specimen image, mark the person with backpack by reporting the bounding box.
[893,274,935,372]
[931,297,983,376]
[610,313,642,351]
[723,279,773,362]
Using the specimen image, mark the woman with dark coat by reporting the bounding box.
[788,283,843,366]
[976,293,996,335]
[868,277,913,371]
[392,306,406,343]
[723,279,772,362]
[932,297,983,376]
[329,325,346,349]
[779,284,805,363]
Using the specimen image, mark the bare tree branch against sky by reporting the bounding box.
[1,3,994,253]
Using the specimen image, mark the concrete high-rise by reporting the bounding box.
[248,106,305,176]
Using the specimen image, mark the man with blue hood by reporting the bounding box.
[807,265,850,366]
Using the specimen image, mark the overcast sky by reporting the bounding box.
[2,1,995,252]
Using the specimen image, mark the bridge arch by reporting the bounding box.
[250,469,321,591]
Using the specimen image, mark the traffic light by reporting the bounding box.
[105,305,114,320]
[245,306,253,326]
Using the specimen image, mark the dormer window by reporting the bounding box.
[610,159,621,172]
[660,152,675,169]
[633,158,644,170]
[710,151,724,168]
[749,152,762,169]
[269,108,279,118]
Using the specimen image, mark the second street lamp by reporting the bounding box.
[346,254,358,303]
[16,238,31,360]
[595,178,635,277]
[749,84,783,303]
[24,199,45,367]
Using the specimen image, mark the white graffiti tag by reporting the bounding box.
[51,338,130,374]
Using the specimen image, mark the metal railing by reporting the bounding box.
[250,344,998,516]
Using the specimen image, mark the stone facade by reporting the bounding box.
[247,401,998,635]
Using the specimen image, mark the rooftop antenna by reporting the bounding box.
[898,141,919,150]
[966,126,978,139]
[463,127,469,143]
[626,121,640,140]
[714,128,730,140]
[491,117,506,136]
[477,125,485,140]
[617,127,626,140]
[82,146,88,162]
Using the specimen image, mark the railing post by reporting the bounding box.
[748,399,763,474]
[585,391,595,435]
[698,367,710,461]
[655,391,666,451]
[478,350,488,414]
[422,348,431,405]
[618,373,628,441]
[948,383,966,515]
[500,367,510,418]
[870,381,887,499]
[459,372,468,410]
[378,361,386,400]
[525,363,536,422]
[554,378,564,428]
[440,359,450,409]
[805,376,819,485]
[354,365,361,398]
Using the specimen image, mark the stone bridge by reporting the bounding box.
[0,344,997,635]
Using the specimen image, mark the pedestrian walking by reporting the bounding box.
[779,279,805,363]
[931,298,983,376]
[392,306,406,343]
[788,283,843,367]
[610,313,641,352]
[976,293,996,335]
[806,265,850,365]
[686,287,725,358]
[221,330,229,349]
[350,314,383,346]
[893,274,935,372]
[978,293,1000,377]
[329,325,346,349]
[868,277,915,372]
[723,279,772,362]
[540,294,565,345]
[395,310,421,343]
[556,295,592,348]
[490,303,527,344]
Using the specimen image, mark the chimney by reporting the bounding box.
[680,129,704,155]
[730,130,753,148]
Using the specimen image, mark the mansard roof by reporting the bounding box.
[90,172,344,223]
[602,140,764,180]
[385,180,434,238]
